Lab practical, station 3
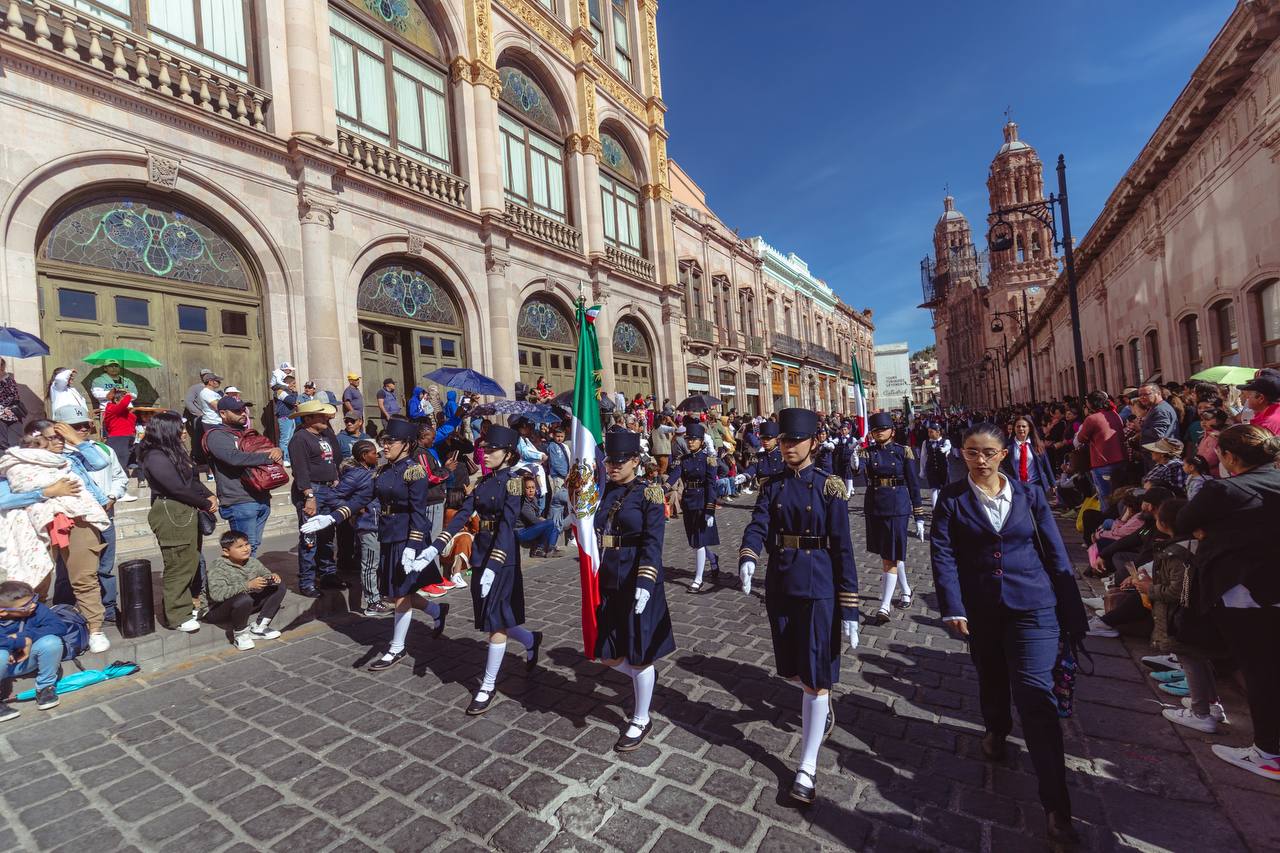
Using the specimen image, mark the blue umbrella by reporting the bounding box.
[473,399,539,416]
[15,661,140,700]
[424,367,505,398]
[515,405,564,426]
[0,326,50,358]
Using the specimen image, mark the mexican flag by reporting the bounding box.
[570,303,604,657]
[850,356,869,439]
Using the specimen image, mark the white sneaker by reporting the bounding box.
[233,630,256,651]
[1162,707,1218,733]
[87,632,110,654]
[1142,653,1182,671]
[1081,596,1104,610]
[451,574,468,588]
[1211,744,1280,781]
[1086,617,1119,638]
[118,493,138,503]
[741,488,754,496]
[251,625,282,640]
[1182,698,1229,725]
[176,618,201,633]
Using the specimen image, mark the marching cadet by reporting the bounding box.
[736,420,785,493]
[861,411,925,625]
[594,430,674,751]
[737,408,859,804]
[300,418,449,671]
[665,422,726,592]
[415,424,543,714]
[919,421,952,508]
[833,421,861,497]
[814,426,834,473]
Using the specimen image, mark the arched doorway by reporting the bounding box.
[356,261,466,424]
[38,194,263,408]
[611,317,653,402]
[517,294,576,393]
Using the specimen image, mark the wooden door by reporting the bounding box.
[359,322,406,427]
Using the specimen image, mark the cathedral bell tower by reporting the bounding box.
[986,121,1055,315]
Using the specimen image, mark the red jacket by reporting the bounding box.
[103,393,137,438]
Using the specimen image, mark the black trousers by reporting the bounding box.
[206,585,286,631]
[1215,607,1280,754]
[968,605,1070,814]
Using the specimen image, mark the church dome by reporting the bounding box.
[938,195,967,223]
[996,120,1035,156]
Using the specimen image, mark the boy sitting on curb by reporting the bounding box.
[0,580,66,716]
[206,531,286,650]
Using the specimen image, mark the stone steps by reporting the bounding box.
[112,482,297,557]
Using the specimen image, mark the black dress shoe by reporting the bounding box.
[466,690,496,715]
[298,587,322,599]
[368,651,406,672]
[613,719,653,752]
[1046,810,1080,846]
[526,631,543,672]
[981,732,1008,761]
[869,609,891,626]
[432,603,449,639]
[789,770,816,804]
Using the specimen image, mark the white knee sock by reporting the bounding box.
[930,489,939,508]
[631,665,655,728]
[611,661,636,678]
[479,641,506,694]
[798,692,829,776]
[878,571,898,613]
[895,561,912,598]
[693,547,706,585]
[508,625,535,659]
[387,608,413,655]
[845,478,855,495]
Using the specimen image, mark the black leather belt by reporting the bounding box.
[380,503,411,516]
[871,477,905,487]
[774,534,831,549]
[600,533,642,548]
[477,519,498,532]
[684,479,704,486]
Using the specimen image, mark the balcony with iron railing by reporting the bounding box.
[3,0,271,131]
[745,334,766,357]
[810,345,842,368]
[773,332,805,357]
[336,130,467,209]
[686,317,715,344]
[716,326,739,350]
[605,245,656,281]
[504,200,581,253]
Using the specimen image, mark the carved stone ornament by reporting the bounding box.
[146,152,180,191]
[407,232,427,255]
[298,190,340,228]
[485,248,510,275]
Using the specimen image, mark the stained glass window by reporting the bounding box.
[612,318,649,357]
[357,264,460,326]
[599,132,637,183]
[347,0,441,56]
[499,66,561,136]
[517,296,575,344]
[42,199,250,290]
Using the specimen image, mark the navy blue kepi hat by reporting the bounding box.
[759,421,780,439]
[686,422,706,440]
[778,408,818,439]
[382,418,417,442]
[605,430,641,461]
[481,424,519,452]
[868,412,894,431]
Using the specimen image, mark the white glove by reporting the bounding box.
[915,520,926,542]
[706,515,715,529]
[634,587,651,615]
[418,545,439,567]
[479,568,495,598]
[400,548,419,571]
[299,514,335,534]
[844,619,860,650]
[735,473,748,485]
[739,560,755,595]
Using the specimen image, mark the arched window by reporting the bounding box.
[1210,299,1238,366]
[71,0,255,81]
[612,317,653,400]
[1181,315,1203,375]
[498,65,568,222]
[588,0,633,81]
[1031,232,1044,257]
[1254,280,1280,367]
[599,131,642,256]
[517,294,577,391]
[357,263,459,328]
[1145,329,1160,379]
[329,3,451,171]
[1097,352,1106,391]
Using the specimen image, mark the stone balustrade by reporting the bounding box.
[745,334,767,357]
[503,200,581,253]
[605,245,656,281]
[686,317,715,343]
[336,130,468,209]
[3,0,269,131]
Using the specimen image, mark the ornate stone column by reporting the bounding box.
[592,275,617,394]
[484,244,517,394]
[298,188,344,392]
[282,0,332,140]
[471,67,505,216]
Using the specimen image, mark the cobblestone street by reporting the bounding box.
[0,497,1276,852]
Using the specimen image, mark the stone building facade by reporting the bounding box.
[1007,1,1280,400]
[0,0,680,423]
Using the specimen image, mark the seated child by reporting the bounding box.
[515,476,560,558]
[206,531,286,650]
[0,580,66,715]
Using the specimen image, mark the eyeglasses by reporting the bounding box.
[962,448,1005,461]
[40,433,64,443]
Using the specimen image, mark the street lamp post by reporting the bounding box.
[986,153,1086,403]
[983,347,1008,410]
[991,305,1034,403]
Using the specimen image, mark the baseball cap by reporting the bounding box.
[1240,372,1280,399]
[52,404,91,425]
[278,361,294,371]
[217,396,247,413]
[343,413,360,423]
[198,367,213,378]
[347,372,360,381]
[224,386,240,394]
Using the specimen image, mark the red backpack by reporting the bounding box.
[202,427,291,492]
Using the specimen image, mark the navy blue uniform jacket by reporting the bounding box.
[929,478,1087,634]
[861,442,923,518]
[743,447,785,484]
[1000,441,1055,492]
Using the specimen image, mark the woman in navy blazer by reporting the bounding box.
[931,422,1088,847]
[1001,415,1056,499]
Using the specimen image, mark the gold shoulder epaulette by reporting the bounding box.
[825,475,848,499]
[403,463,426,482]
[507,476,523,496]
[644,484,664,504]
[903,446,915,460]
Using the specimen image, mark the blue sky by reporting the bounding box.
[656,0,1236,353]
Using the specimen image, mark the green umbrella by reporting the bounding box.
[1188,365,1258,386]
[83,347,163,369]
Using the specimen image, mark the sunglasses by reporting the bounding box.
[0,593,38,613]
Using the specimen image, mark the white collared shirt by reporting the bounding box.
[968,473,1013,531]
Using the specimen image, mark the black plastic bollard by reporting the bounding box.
[117,559,156,639]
